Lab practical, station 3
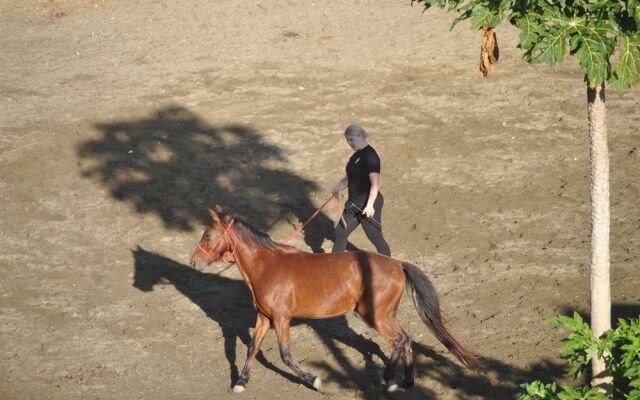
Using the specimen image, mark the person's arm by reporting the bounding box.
[332,175,348,196]
[362,172,380,217]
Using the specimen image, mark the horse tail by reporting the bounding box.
[402,262,482,370]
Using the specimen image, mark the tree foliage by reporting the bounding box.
[411,0,640,92]
[517,313,640,400]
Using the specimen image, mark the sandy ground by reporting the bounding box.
[1,1,639,399]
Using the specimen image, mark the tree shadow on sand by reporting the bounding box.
[78,104,334,252]
[133,248,568,399]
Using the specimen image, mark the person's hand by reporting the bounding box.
[331,184,342,197]
[363,204,375,218]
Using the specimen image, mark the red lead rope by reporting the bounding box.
[282,194,343,245]
[200,195,340,264]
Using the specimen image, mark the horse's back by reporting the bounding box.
[279,249,403,279]
[269,250,405,319]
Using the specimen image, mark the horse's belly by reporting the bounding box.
[292,296,356,319]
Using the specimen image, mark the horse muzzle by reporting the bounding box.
[190,258,207,272]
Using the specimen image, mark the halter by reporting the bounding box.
[197,218,237,263]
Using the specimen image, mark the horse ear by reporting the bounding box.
[208,208,221,224]
[214,203,223,213]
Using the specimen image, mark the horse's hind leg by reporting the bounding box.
[234,313,270,393]
[402,334,415,388]
[372,317,411,392]
[273,316,321,390]
[386,318,415,389]
[384,332,404,391]
[358,289,408,391]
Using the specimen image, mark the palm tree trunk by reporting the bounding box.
[587,83,612,391]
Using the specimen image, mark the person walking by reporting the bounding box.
[331,124,391,256]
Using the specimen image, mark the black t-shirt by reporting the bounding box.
[346,145,381,208]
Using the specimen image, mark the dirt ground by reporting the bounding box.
[1,1,639,399]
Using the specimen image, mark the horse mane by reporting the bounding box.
[224,213,295,251]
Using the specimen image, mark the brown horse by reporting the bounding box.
[190,205,480,393]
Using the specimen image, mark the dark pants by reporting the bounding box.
[331,194,391,257]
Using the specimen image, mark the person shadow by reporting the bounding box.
[78,104,335,253]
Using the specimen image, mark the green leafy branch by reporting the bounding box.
[517,313,640,400]
[411,0,640,92]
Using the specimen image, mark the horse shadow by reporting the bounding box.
[78,104,334,252]
[132,246,299,386]
[133,248,569,399]
[306,251,565,399]
[133,247,396,392]
[307,323,568,400]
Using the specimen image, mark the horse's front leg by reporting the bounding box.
[233,312,270,393]
[273,316,321,390]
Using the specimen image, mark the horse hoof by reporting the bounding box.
[313,377,322,390]
[233,385,246,393]
[387,383,398,393]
